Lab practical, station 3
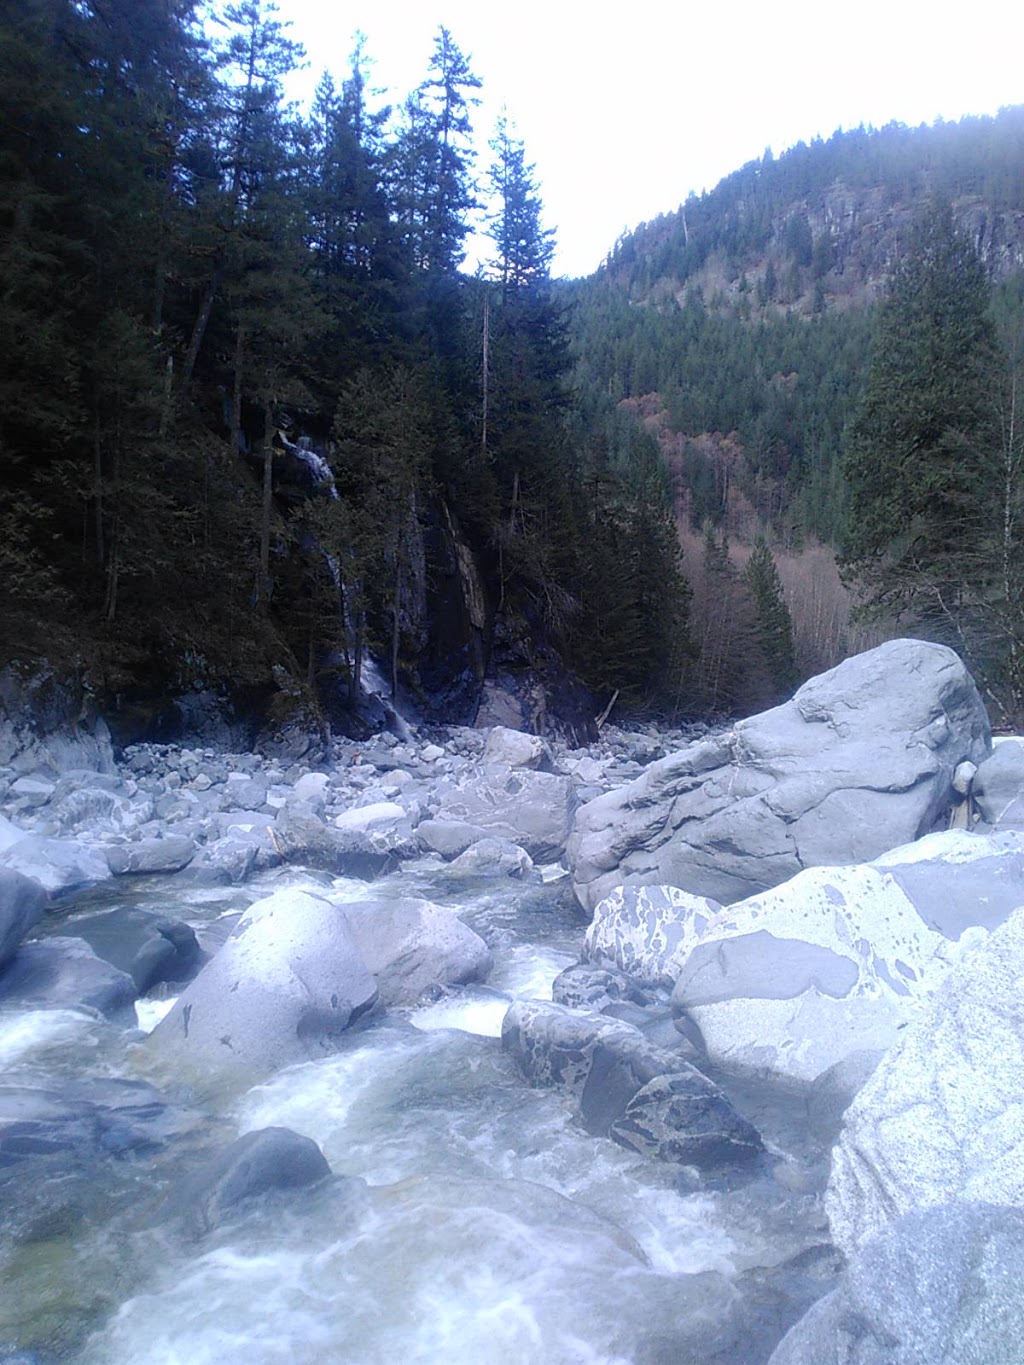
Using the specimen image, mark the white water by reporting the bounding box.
[2,867,830,1363]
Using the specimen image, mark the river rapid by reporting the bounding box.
[1,854,837,1364]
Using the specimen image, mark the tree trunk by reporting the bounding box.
[258,401,275,605]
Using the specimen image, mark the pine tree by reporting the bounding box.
[743,536,797,701]
[841,202,1005,661]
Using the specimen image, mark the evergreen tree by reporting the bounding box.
[743,536,797,701]
[841,204,1004,651]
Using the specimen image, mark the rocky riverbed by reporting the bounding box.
[2,639,1024,1362]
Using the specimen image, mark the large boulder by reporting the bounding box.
[664,830,1024,1085]
[0,868,48,970]
[147,889,378,1082]
[433,765,577,863]
[501,999,762,1170]
[480,726,555,771]
[769,1204,1024,1365]
[0,835,111,896]
[338,897,492,1006]
[825,905,1024,1255]
[569,640,990,911]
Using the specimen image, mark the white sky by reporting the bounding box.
[279,0,1024,279]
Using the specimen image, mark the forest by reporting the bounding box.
[570,111,1024,723]
[2,0,1023,735]
[0,0,687,741]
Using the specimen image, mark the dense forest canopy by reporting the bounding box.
[0,0,689,737]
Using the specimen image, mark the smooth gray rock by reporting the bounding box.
[0,835,111,895]
[182,1126,332,1235]
[273,803,407,878]
[446,837,536,879]
[769,1204,1024,1365]
[0,868,48,969]
[569,640,991,911]
[69,908,202,993]
[0,938,136,1016]
[433,765,578,863]
[826,906,1024,1255]
[105,835,196,875]
[148,889,378,1082]
[480,726,555,771]
[339,897,492,1006]
[417,819,490,859]
[972,739,1024,828]
[501,999,761,1170]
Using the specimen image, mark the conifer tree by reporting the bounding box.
[743,536,797,701]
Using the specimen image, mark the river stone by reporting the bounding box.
[502,999,761,1169]
[972,738,1024,828]
[105,835,196,876]
[182,1126,332,1235]
[0,835,111,896]
[551,964,659,1012]
[446,837,536,878]
[68,908,202,994]
[433,766,578,863]
[0,938,136,1016]
[769,1203,1024,1365]
[584,885,724,988]
[338,897,492,1006]
[416,819,490,858]
[825,906,1024,1256]
[568,639,991,911]
[663,829,1024,1085]
[609,1071,764,1168]
[0,869,48,969]
[148,889,378,1082]
[273,802,406,878]
[332,801,407,834]
[480,726,554,770]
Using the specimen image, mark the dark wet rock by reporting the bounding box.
[769,1204,1024,1365]
[181,1126,332,1235]
[0,666,115,777]
[0,938,136,1016]
[551,963,659,1012]
[105,835,196,875]
[609,1071,764,1168]
[68,908,202,994]
[502,999,761,1170]
[0,869,48,969]
[0,1078,207,1165]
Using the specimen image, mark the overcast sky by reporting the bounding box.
[278,0,1024,279]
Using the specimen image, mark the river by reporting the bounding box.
[1,858,835,1364]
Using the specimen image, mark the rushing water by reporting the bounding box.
[1,863,834,1364]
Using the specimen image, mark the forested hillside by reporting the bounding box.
[570,111,1024,721]
[0,0,688,741]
